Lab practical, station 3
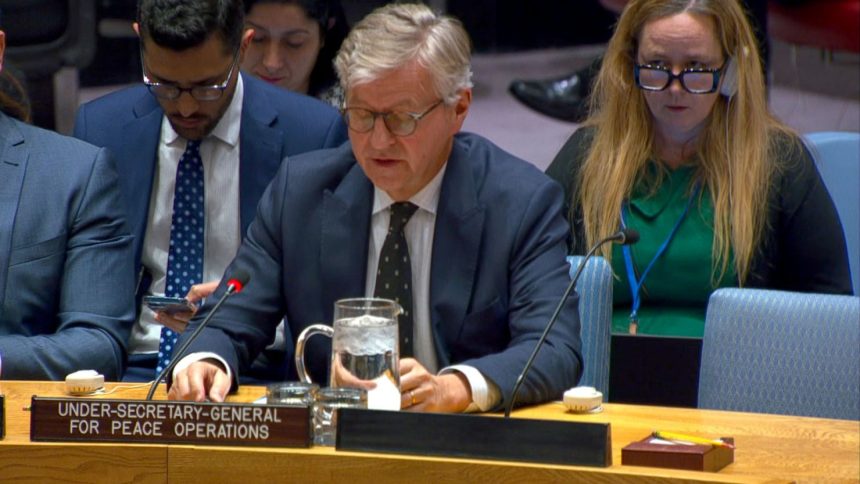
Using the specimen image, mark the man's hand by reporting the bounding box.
[155,280,220,333]
[399,358,472,412]
[331,353,378,390]
[168,359,231,402]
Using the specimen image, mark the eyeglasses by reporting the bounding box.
[141,51,239,101]
[342,100,444,137]
[634,63,725,94]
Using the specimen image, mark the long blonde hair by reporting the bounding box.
[579,0,795,283]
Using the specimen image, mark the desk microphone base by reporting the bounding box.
[337,409,611,467]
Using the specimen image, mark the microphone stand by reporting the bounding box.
[504,229,637,417]
[146,275,248,401]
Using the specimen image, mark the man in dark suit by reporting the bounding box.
[170,3,582,412]
[73,0,347,381]
[0,28,135,380]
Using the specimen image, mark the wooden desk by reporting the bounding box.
[1,381,857,483]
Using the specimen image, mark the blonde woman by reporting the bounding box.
[547,0,851,338]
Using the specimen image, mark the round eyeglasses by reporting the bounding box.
[342,100,444,137]
[141,52,240,102]
[634,64,725,94]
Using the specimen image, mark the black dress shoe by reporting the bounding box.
[508,62,598,123]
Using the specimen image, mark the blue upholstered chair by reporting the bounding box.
[567,256,613,394]
[699,288,860,420]
[803,131,860,294]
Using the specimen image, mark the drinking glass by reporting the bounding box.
[313,387,367,446]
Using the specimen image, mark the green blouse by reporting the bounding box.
[610,164,736,337]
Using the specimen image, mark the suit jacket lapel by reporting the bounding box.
[239,74,282,234]
[124,95,164,269]
[320,161,374,311]
[0,115,27,309]
[431,138,485,365]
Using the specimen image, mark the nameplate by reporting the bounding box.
[338,409,612,467]
[30,397,310,447]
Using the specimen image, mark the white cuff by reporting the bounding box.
[172,351,232,382]
[440,364,501,413]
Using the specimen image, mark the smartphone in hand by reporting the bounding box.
[143,295,197,315]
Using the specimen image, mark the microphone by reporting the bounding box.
[146,270,250,400]
[503,229,638,417]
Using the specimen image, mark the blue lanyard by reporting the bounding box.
[621,184,700,333]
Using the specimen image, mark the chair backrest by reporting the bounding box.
[1,0,97,77]
[803,131,860,295]
[768,0,860,54]
[1,0,97,132]
[699,288,860,420]
[567,255,613,394]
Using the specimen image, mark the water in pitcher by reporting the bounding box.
[332,315,401,410]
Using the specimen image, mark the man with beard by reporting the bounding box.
[74,0,347,381]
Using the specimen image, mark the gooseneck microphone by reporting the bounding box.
[503,229,639,417]
[146,271,250,401]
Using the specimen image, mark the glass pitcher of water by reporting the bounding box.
[295,298,402,410]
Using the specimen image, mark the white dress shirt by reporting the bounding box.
[365,165,500,412]
[129,77,245,355]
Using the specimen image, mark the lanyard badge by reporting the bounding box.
[621,184,700,335]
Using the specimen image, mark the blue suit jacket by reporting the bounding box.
[184,133,583,408]
[72,73,348,273]
[0,113,135,380]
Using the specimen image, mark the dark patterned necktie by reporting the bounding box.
[374,202,419,357]
[156,139,204,376]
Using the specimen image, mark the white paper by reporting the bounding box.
[366,374,402,410]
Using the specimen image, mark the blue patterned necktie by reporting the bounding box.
[156,139,204,376]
